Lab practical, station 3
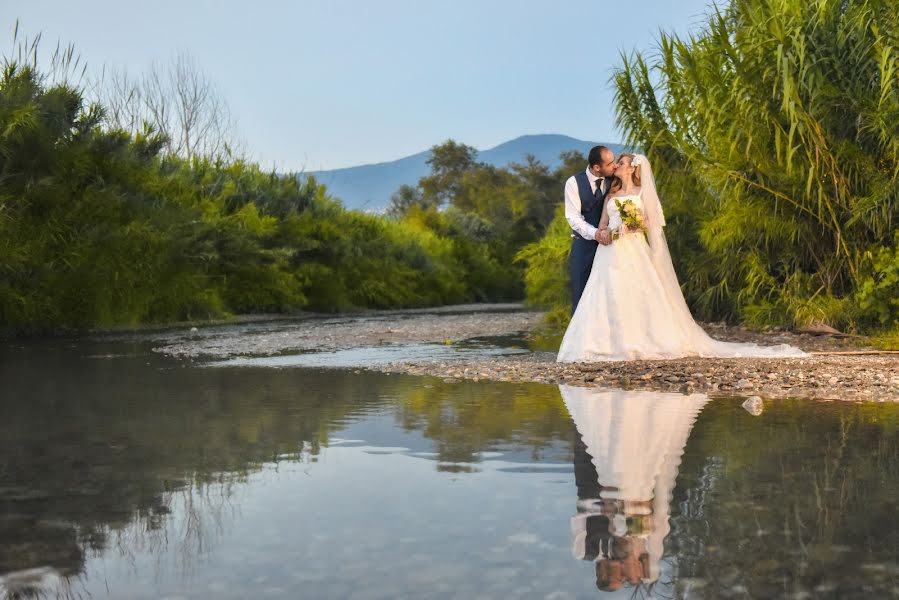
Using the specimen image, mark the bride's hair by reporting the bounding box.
[609,153,642,194]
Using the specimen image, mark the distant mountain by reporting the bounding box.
[304,134,626,211]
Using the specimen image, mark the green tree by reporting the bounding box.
[389,141,587,305]
[386,183,433,218]
[419,139,478,207]
[0,55,504,331]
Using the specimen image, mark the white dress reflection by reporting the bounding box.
[560,385,710,595]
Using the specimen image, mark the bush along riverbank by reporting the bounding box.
[518,0,899,345]
[5,2,898,343]
[0,62,542,333]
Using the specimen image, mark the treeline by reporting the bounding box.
[519,0,899,336]
[0,53,576,332]
[384,140,584,300]
[11,0,893,337]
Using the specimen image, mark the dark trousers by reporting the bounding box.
[569,236,598,315]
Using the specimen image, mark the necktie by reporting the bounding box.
[594,177,605,200]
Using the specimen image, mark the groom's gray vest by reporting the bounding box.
[574,171,604,228]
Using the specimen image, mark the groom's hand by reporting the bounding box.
[595,229,611,245]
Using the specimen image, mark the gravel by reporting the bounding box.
[152,304,542,358]
[380,353,899,402]
[151,305,899,402]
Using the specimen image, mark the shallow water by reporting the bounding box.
[1,337,898,599]
[210,336,531,368]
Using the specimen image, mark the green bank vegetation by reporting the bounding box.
[3,0,897,339]
[519,0,899,339]
[0,36,551,332]
[0,58,470,330]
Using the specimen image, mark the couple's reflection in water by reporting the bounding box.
[560,385,710,596]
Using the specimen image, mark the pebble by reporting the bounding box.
[742,396,764,416]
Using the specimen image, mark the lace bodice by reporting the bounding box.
[606,191,644,231]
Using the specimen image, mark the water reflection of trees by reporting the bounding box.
[0,350,383,596]
[394,378,573,464]
[672,400,899,598]
[3,345,898,599]
[0,347,576,597]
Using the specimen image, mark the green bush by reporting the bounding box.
[611,0,897,331]
[0,62,521,332]
[515,208,571,328]
[520,0,899,334]
[855,233,899,329]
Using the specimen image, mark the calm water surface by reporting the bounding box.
[1,336,898,599]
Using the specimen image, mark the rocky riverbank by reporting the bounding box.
[368,314,899,402]
[151,304,543,358]
[381,353,899,402]
[150,305,899,402]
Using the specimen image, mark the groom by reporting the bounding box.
[564,145,618,314]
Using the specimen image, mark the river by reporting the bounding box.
[2,326,897,599]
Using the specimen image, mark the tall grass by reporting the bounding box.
[614,0,898,329]
[519,0,899,332]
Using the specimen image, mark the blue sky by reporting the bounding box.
[3,1,712,170]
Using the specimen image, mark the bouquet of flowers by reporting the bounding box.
[612,198,646,240]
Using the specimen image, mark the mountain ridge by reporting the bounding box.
[305,134,626,211]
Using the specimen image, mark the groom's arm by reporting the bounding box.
[564,176,599,241]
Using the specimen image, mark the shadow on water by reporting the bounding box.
[1,339,898,598]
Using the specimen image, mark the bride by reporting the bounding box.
[557,153,805,362]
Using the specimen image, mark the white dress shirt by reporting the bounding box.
[564,169,605,240]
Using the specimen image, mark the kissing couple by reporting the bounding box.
[557,146,804,363]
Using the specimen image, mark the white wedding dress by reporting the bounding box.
[557,155,806,362]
